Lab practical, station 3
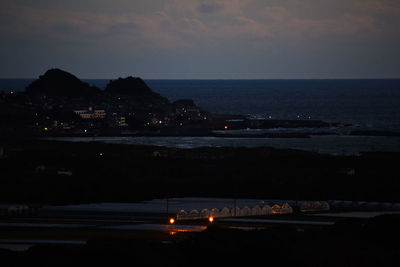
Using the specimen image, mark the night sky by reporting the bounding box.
[1,0,400,79]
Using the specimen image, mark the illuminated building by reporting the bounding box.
[73,107,106,119]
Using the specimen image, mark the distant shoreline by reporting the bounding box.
[43,134,400,156]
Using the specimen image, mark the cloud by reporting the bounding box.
[259,3,392,40]
[197,2,224,14]
[261,6,292,22]
[1,0,399,51]
[165,0,252,16]
[0,0,263,49]
[1,0,400,78]
[0,1,193,48]
[357,0,400,14]
[210,16,272,42]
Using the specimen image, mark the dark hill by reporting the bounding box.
[26,68,100,97]
[105,77,152,95]
[105,76,170,104]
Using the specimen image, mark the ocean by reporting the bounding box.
[2,79,400,130]
[2,79,400,154]
[148,79,400,131]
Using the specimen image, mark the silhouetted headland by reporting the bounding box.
[26,68,101,97]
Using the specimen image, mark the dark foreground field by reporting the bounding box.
[1,214,400,267]
[1,138,400,266]
[0,139,399,204]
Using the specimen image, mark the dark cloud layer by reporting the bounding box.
[0,0,399,78]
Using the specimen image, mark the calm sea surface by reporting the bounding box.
[2,79,400,130]
[3,79,400,154]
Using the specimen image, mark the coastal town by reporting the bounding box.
[0,69,341,138]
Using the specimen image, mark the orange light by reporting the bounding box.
[224,125,228,130]
[169,218,175,224]
[209,216,214,223]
